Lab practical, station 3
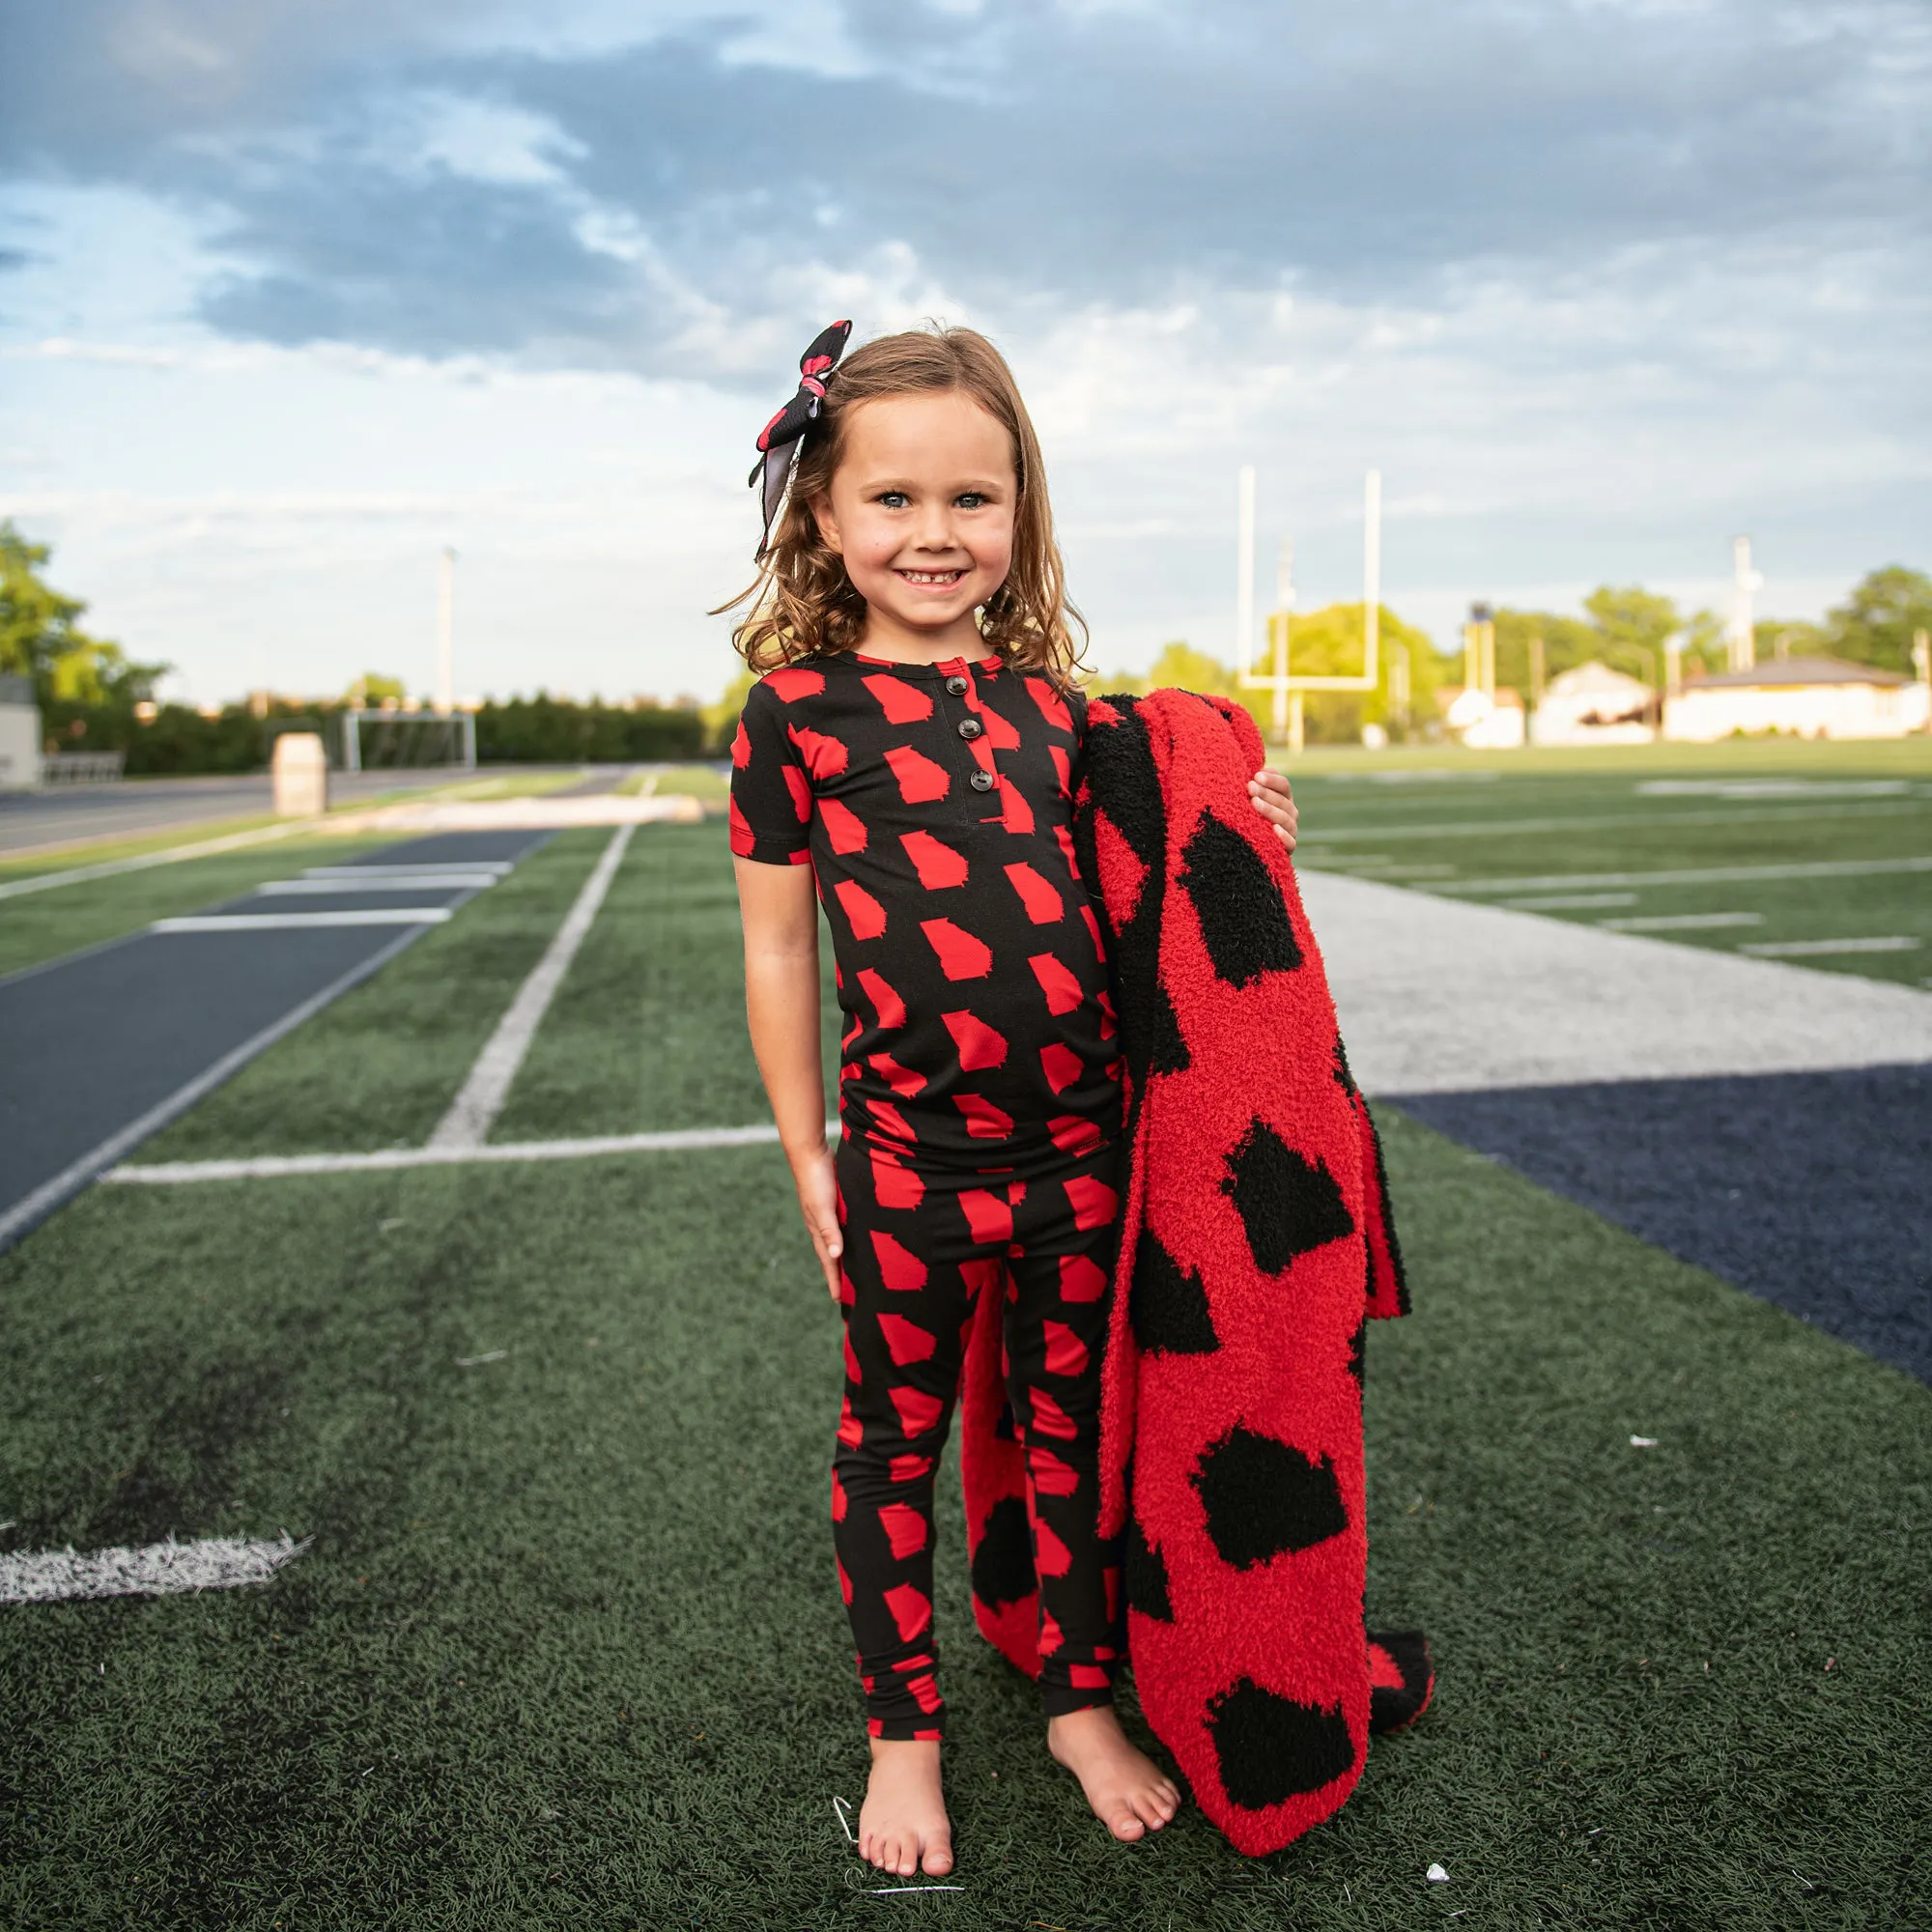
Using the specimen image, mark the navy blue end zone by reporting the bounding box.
[0,832,551,1252]
[1393,1065,1932,1383]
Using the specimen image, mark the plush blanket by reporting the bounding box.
[958,687,1424,1855]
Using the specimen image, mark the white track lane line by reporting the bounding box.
[301,863,514,879]
[0,924,428,1251]
[104,1122,845,1182]
[0,1533,310,1604]
[152,909,453,932]
[257,876,498,895]
[428,824,633,1150]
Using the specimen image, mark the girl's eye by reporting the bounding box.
[877,491,909,509]
[955,492,986,509]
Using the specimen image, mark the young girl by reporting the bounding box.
[725,323,1300,1880]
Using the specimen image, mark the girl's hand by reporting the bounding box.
[792,1145,845,1300]
[1248,767,1298,853]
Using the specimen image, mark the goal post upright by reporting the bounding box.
[1236,468,1384,753]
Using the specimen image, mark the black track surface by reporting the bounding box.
[1394,1065,1932,1382]
[0,832,549,1249]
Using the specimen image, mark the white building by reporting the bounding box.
[1444,684,1525,749]
[1664,657,1930,742]
[1529,661,1656,747]
[0,673,43,790]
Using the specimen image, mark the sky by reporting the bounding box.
[2,0,1928,707]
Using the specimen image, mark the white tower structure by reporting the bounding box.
[1728,536,1761,673]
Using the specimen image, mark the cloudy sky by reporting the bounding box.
[3,0,1928,706]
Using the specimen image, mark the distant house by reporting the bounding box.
[1663,657,1930,742]
[1441,684,1526,749]
[1530,661,1655,747]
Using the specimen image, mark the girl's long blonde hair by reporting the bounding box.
[720,325,1088,688]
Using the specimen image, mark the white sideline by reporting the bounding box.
[0,1534,309,1605]
[428,825,635,1149]
[106,1122,821,1182]
[0,820,310,902]
[153,909,453,932]
[1299,870,1932,1096]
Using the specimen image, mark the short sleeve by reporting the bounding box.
[728,677,814,866]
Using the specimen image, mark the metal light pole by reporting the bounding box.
[437,547,457,715]
[1236,468,1256,680]
[1728,537,1761,671]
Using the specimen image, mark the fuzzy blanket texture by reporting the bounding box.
[958,686,1414,1855]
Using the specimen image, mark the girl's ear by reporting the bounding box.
[810,493,842,555]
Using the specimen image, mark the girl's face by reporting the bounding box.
[812,390,1017,650]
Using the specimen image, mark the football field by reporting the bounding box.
[2,739,1928,1929]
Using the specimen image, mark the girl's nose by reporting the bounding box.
[911,501,958,550]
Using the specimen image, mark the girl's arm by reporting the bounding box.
[734,856,843,1300]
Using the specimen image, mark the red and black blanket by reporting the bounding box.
[957,687,1428,1856]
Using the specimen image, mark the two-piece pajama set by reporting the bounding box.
[729,648,1125,1739]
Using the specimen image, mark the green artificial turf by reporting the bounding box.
[137,833,608,1160]
[3,1115,1926,1929]
[492,822,838,1143]
[1293,749,1932,988]
[0,834,400,981]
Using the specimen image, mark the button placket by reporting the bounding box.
[933,658,1002,814]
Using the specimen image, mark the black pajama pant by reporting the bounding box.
[832,1131,1124,1740]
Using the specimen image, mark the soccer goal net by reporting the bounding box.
[339,710,477,773]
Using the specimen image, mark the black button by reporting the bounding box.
[945,675,969,695]
[968,769,996,792]
[957,718,983,740]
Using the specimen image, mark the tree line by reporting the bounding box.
[5,520,1926,766]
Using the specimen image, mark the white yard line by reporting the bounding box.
[0,924,428,1251]
[1297,799,1927,845]
[152,909,453,932]
[0,820,311,902]
[0,1533,309,1605]
[1742,936,1920,957]
[1602,912,1765,932]
[257,875,498,895]
[1433,855,1932,895]
[427,824,634,1151]
[301,863,514,880]
[105,1122,830,1182]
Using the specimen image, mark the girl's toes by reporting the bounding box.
[1109,1807,1147,1841]
[922,1839,954,1877]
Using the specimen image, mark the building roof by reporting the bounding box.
[1545,660,1650,697]
[1683,655,1909,691]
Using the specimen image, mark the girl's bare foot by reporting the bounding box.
[1046,1705,1182,1841]
[858,1738,953,1878]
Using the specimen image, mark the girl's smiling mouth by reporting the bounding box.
[897,568,967,587]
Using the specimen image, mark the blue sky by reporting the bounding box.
[2,0,1927,706]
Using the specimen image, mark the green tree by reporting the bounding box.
[1822,565,1932,673]
[1101,606,1446,744]
[0,521,167,706]
[347,672,410,707]
[1753,617,1827,662]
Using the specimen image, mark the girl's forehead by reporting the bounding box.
[838,390,1015,474]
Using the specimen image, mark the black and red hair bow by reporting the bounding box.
[749,319,852,556]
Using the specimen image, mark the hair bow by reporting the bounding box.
[749,319,852,557]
